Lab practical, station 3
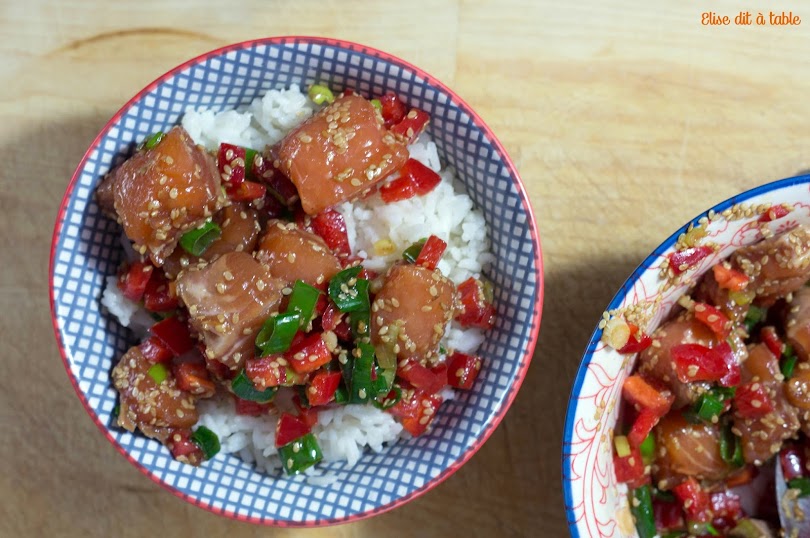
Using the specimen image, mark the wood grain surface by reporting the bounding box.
[3,1,810,536]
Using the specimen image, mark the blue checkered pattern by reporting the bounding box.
[51,37,540,525]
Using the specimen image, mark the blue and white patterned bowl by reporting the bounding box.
[49,37,543,526]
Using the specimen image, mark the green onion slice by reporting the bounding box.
[402,238,427,263]
[328,266,369,312]
[372,386,402,410]
[147,363,169,384]
[744,305,767,334]
[639,434,655,465]
[231,370,277,403]
[696,392,725,422]
[333,383,349,405]
[179,220,222,257]
[614,435,631,458]
[308,84,335,105]
[788,476,810,497]
[370,99,382,112]
[278,432,323,475]
[256,312,300,356]
[287,280,321,328]
[782,344,798,379]
[719,421,744,467]
[190,426,221,460]
[244,147,258,179]
[630,485,656,538]
[142,131,165,150]
[349,341,376,404]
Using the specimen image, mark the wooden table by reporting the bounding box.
[4,1,810,535]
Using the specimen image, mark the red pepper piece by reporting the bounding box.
[758,204,790,222]
[389,388,443,436]
[446,351,483,390]
[218,143,246,189]
[622,375,674,415]
[306,371,343,407]
[613,445,647,488]
[672,343,729,384]
[275,412,311,448]
[168,429,204,463]
[150,316,195,356]
[117,261,154,302]
[379,175,416,203]
[322,301,352,341]
[734,382,774,419]
[380,159,442,204]
[311,209,351,257]
[287,332,332,374]
[715,342,741,388]
[709,490,743,532]
[653,498,684,531]
[142,272,179,312]
[292,394,319,428]
[234,396,273,416]
[760,326,784,357]
[390,108,430,145]
[454,277,496,329]
[398,359,447,395]
[173,362,215,397]
[139,335,174,364]
[669,245,714,275]
[378,91,407,128]
[628,408,662,448]
[228,180,266,202]
[253,153,299,207]
[245,355,287,388]
[415,235,447,271]
[712,264,749,291]
[694,302,731,339]
[780,446,806,481]
[617,323,653,354]
[673,477,712,523]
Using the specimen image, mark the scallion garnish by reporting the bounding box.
[308,84,335,105]
[190,426,221,460]
[782,344,798,379]
[402,238,427,263]
[744,305,767,334]
[147,363,169,384]
[372,386,402,410]
[788,476,810,497]
[142,131,165,150]
[328,266,369,312]
[255,312,300,356]
[639,434,655,465]
[630,485,656,538]
[278,432,323,475]
[231,370,277,403]
[287,280,321,328]
[179,220,222,257]
[370,99,382,112]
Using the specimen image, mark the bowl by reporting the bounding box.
[563,175,810,537]
[49,37,543,526]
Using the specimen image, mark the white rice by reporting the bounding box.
[104,85,491,479]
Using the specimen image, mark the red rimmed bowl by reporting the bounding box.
[49,37,543,526]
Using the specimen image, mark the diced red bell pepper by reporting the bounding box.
[694,302,731,339]
[117,261,154,302]
[287,332,332,374]
[378,91,407,128]
[613,445,647,488]
[253,154,299,206]
[390,108,430,144]
[275,412,311,448]
[672,343,729,384]
[654,498,684,531]
[712,264,749,291]
[454,277,496,329]
[415,235,447,271]
[669,245,714,275]
[150,316,195,356]
[709,490,743,531]
[139,335,174,364]
[758,204,791,222]
[780,446,806,481]
[622,375,675,415]
[292,394,319,428]
[173,362,215,397]
[245,355,287,389]
[311,209,351,257]
[168,429,204,463]
[228,180,266,202]
[218,143,246,189]
[617,323,653,354]
[379,175,416,203]
[715,342,741,387]
[322,302,352,341]
[446,351,483,390]
[760,326,784,357]
[306,371,343,407]
[379,159,442,204]
[388,387,443,437]
[398,359,447,395]
[234,396,273,416]
[142,272,179,312]
[628,408,662,448]
[734,382,774,419]
[673,477,712,523]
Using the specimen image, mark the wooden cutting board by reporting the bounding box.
[3,0,810,536]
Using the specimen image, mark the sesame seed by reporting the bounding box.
[170,188,178,199]
[358,388,367,399]
[256,280,266,291]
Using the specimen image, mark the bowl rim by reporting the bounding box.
[49,35,544,527]
[562,173,810,537]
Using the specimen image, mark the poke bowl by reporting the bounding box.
[563,175,810,537]
[49,37,542,526]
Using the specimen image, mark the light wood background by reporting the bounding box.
[3,1,810,536]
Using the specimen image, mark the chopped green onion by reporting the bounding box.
[630,485,656,538]
[349,341,376,403]
[244,147,258,179]
[179,220,222,257]
[687,522,719,536]
[278,432,323,475]
[402,238,427,263]
[782,344,798,379]
[328,266,369,312]
[371,365,395,397]
[370,98,382,112]
[147,363,169,384]
[639,434,655,465]
[614,435,631,458]
[231,370,277,403]
[308,84,335,105]
[372,385,402,410]
[728,289,754,306]
[374,320,400,370]
[787,476,810,497]
[333,383,349,405]
[190,426,221,460]
[142,131,165,150]
[439,345,448,355]
[111,402,120,419]
[287,280,321,328]
[696,392,725,421]
[256,312,300,356]
[350,307,371,339]
[719,422,744,467]
[744,305,767,334]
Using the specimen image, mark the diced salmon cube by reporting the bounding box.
[256,220,342,287]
